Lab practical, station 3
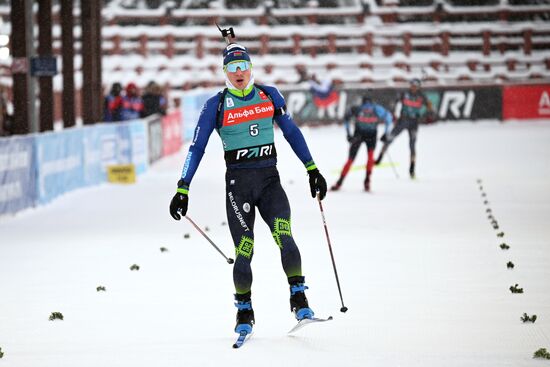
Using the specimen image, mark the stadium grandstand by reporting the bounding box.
[0,0,549,117]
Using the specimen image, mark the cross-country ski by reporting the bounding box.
[288,316,334,334]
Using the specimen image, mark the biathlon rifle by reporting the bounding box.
[216,23,235,44]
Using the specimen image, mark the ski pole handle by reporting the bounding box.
[185,216,234,264]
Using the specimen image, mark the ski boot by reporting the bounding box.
[289,276,314,320]
[234,292,254,333]
[409,161,416,179]
[364,174,371,192]
[330,178,343,191]
[375,147,386,166]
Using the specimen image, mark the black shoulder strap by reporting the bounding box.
[255,84,286,117]
[215,88,229,128]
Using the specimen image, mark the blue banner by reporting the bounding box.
[82,123,120,186]
[116,123,132,166]
[125,120,148,175]
[182,89,216,142]
[147,117,163,164]
[2,119,151,216]
[35,129,85,205]
[0,136,36,216]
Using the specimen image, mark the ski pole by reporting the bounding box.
[316,194,348,313]
[386,148,400,179]
[185,216,234,264]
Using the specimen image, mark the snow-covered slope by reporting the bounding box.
[1,120,549,366]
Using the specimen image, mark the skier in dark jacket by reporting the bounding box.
[375,78,433,179]
[120,82,144,121]
[169,41,327,336]
[331,93,393,192]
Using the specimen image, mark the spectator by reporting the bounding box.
[104,82,124,122]
[121,82,144,121]
[141,81,168,118]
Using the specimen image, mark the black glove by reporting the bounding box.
[380,133,388,143]
[308,169,327,200]
[425,111,437,124]
[170,193,188,220]
[169,180,189,220]
[346,134,353,142]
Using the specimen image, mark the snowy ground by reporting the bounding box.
[1,120,550,366]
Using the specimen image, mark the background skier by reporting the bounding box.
[331,93,393,192]
[375,78,434,179]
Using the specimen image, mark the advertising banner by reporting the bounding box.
[148,116,163,164]
[503,84,550,120]
[116,123,132,165]
[82,123,120,186]
[2,119,152,215]
[0,136,36,216]
[162,109,182,157]
[182,89,216,142]
[107,164,136,184]
[435,87,502,121]
[35,129,85,205]
[125,120,148,175]
[281,85,502,125]
[115,120,148,175]
[283,88,348,125]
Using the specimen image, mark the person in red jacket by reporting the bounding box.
[121,82,144,121]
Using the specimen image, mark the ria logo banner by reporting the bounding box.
[438,91,475,119]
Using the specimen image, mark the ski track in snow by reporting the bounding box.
[1,120,549,366]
